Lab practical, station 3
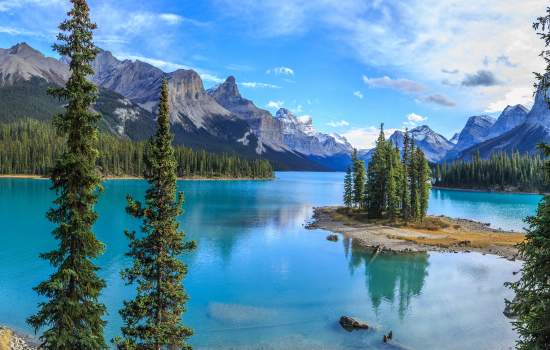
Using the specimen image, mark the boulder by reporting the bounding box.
[326,234,339,242]
[339,316,369,331]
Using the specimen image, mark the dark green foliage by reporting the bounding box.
[506,145,550,350]
[343,166,353,208]
[346,126,430,223]
[0,119,273,179]
[505,9,550,350]
[352,149,366,208]
[434,151,548,193]
[366,125,388,217]
[27,1,107,349]
[116,80,196,350]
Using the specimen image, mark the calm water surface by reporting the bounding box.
[0,172,539,349]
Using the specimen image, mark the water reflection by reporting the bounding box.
[348,240,429,317]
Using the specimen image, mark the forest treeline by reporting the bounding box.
[0,119,273,179]
[433,151,549,193]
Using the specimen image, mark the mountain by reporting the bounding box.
[449,133,459,144]
[456,90,550,160]
[486,104,528,139]
[453,115,496,151]
[208,76,353,170]
[0,43,156,139]
[0,43,349,171]
[359,125,453,163]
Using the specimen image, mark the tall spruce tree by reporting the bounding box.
[386,143,403,221]
[117,80,196,350]
[27,1,107,349]
[343,166,353,209]
[505,8,550,349]
[416,148,432,222]
[401,129,412,222]
[352,149,366,208]
[366,124,388,218]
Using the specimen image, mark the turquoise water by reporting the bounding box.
[0,172,539,349]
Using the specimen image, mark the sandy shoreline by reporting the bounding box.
[0,174,272,181]
[307,206,524,260]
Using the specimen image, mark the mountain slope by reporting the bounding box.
[360,125,453,163]
[455,89,550,160]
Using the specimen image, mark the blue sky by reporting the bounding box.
[0,0,546,148]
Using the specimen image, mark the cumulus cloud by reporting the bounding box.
[266,66,295,76]
[327,120,350,128]
[363,75,425,93]
[485,86,534,113]
[420,94,456,107]
[353,90,364,99]
[267,100,284,110]
[407,113,427,123]
[216,0,544,111]
[240,82,281,89]
[461,70,500,87]
[342,126,400,150]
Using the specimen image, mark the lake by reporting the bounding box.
[0,172,541,349]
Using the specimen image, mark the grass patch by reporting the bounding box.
[0,328,12,350]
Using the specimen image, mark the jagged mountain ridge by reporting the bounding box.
[0,42,351,171]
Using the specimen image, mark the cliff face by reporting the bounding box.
[209,77,353,157]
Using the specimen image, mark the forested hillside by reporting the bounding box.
[434,151,548,193]
[0,119,273,179]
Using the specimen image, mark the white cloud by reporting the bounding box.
[327,120,350,128]
[240,82,281,89]
[485,86,534,113]
[267,100,284,110]
[363,75,425,93]
[353,90,364,99]
[159,13,184,25]
[342,126,400,150]
[297,115,312,124]
[407,113,427,123]
[0,0,64,12]
[266,66,295,76]
[217,0,545,111]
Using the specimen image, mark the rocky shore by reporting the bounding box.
[0,327,37,350]
[307,206,524,260]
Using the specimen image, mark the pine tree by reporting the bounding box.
[366,124,388,218]
[116,80,196,350]
[343,166,353,209]
[401,130,412,222]
[386,144,403,221]
[352,149,366,208]
[416,148,432,222]
[505,9,550,349]
[27,1,107,349]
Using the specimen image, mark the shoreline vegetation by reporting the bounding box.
[308,206,524,260]
[0,174,273,181]
[0,119,274,180]
[432,185,547,196]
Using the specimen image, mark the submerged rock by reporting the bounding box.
[326,234,339,242]
[339,316,369,331]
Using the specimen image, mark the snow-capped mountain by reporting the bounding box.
[359,125,454,163]
[208,76,352,162]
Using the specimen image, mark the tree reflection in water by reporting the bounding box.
[347,239,429,318]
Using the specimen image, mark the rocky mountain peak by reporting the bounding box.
[454,115,496,151]
[487,104,528,139]
[8,42,42,58]
[526,87,550,126]
[208,75,241,102]
[169,69,205,100]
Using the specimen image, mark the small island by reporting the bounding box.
[308,206,524,260]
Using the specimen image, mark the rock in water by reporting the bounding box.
[339,316,369,331]
[326,234,338,242]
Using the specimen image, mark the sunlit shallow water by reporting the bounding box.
[0,172,539,349]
